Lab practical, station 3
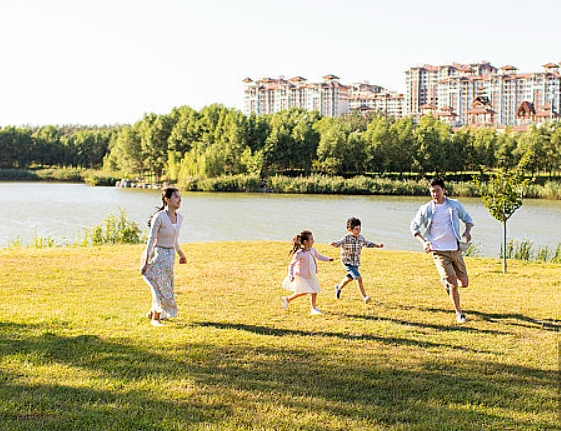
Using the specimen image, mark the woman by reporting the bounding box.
[141,187,187,326]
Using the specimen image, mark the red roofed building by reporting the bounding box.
[405,61,560,128]
[347,82,404,118]
[243,75,350,117]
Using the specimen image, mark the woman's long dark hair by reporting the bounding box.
[147,187,179,227]
[289,230,313,255]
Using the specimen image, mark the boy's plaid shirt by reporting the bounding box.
[333,234,375,266]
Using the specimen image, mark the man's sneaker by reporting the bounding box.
[281,296,289,310]
[363,296,372,304]
[456,313,467,324]
[310,308,323,315]
[335,284,341,299]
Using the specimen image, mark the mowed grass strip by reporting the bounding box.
[0,242,559,431]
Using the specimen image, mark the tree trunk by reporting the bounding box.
[502,218,508,273]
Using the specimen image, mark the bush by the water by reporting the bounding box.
[79,207,144,246]
[175,173,561,198]
[8,208,144,249]
[502,239,561,263]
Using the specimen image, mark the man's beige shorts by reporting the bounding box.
[431,249,468,282]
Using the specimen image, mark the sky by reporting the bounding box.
[1,0,560,127]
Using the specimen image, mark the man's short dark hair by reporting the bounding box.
[429,177,445,188]
[347,217,361,230]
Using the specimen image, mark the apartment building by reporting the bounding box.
[406,61,560,128]
[242,75,350,118]
[347,82,404,118]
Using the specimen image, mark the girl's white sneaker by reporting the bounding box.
[310,308,323,315]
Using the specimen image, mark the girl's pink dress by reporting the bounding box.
[282,256,321,293]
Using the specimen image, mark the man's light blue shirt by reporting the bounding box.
[410,197,474,243]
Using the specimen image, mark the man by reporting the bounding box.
[410,177,474,323]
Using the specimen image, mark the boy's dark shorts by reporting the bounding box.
[344,264,361,280]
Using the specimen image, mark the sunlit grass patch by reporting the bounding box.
[0,242,559,430]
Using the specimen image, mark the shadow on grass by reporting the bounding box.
[467,310,561,332]
[420,308,561,332]
[0,321,557,430]
[343,313,512,336]
[197,321,488,353]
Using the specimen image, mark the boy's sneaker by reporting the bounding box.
[335,284,341,299]
[281,296,289,310]
[363,296,372,304]
[310,308,323,315]
[456,313,467,324]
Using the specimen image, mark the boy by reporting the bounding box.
[330,217,383,303]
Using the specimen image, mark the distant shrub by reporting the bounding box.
[0,169,38,180]
[80,207,143,246]
[34,168,84,182]
[199,174,261,192]
[83,171,122,187]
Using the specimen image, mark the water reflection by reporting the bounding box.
[2,182,560,257]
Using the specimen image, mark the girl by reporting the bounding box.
[141,187,187,327]
[281,230,333,315]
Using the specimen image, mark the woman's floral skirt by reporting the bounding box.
[142,247,178,319]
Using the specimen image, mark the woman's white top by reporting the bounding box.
[145,211,183,256]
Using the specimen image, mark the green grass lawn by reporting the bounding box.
[0,242,559,430]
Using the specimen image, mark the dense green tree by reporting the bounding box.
[167,106,201,156]
[448,127,472,173]
[389,117,416,177]
[107,125,143,176]
[137,114,173,179]
[32,125,64,166]
[314,117,349,175]
[495,130,520,169]
[413,115,452,175]
[516,125,544,177]
[72,129,111,168]
[245,113,270,153]
[338,111,378,134]
[363,116,394,173]
[471,127,497,172]
[547,123,561,177]
[0,126,32,168]
[261,108,319,174]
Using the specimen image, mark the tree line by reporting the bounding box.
[0,124,116,170]
[2,104,561,181]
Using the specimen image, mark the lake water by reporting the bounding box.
[1,182,560,257]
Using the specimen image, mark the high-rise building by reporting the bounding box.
[405,61,560,128]
[347,82,404,118]
[242,75,350,118]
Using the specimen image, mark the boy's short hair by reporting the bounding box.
[346,217,361,230]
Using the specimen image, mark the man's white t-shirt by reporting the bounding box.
[428,201,458,251]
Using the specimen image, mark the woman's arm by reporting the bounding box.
[174,214,187,264]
